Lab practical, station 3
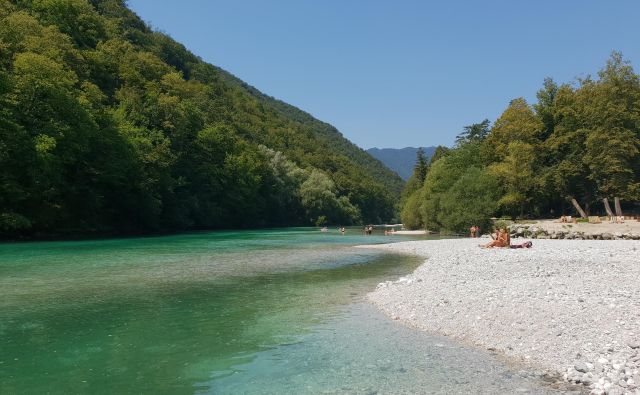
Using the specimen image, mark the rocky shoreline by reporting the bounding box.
[364,239,640,395]
[509,224,640,241]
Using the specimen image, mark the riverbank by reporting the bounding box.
[508,219,640,240]
[364,239,640,395]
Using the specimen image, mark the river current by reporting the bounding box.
[0,228,570,394]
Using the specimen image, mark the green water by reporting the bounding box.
[0,228,572,394]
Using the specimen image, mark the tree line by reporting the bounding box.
[0,0,402,238]
[401,53,640,233]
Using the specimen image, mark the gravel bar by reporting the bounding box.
[364,239,640,395]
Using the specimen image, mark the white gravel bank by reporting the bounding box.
[365,239,640,395]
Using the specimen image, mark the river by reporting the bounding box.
[0,228,568,394]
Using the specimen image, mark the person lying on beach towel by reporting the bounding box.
[510,241,533,249]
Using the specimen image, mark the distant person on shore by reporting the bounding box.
[469,225,477,238]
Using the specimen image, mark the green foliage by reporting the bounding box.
[299,169,361,225]
[487,141,537,215]
[437,168,500,234]
[455,119,490,146]
[414,147,428,183]
[0,212,31,232]
[483,98,543,161]
[400,189,423,230]
[418,142,486,231]
[400,52,640,232]
[428,145,450,165]
[0,0,401,238]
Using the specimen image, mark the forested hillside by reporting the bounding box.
[0,0,403,238]
[401,53,640,233]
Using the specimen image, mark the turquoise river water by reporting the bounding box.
[0,228,573,394]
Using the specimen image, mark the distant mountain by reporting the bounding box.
[367,147,437,180]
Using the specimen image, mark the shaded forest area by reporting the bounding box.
[0,0,404,238]
[401,53,640,233]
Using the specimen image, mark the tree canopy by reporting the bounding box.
[400,52,640,233]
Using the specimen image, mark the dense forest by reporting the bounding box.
[0,0,404,238]
[401,53,640,233]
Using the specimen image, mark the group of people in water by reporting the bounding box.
[321,226,347,234]
[321,225,400,235]
[324,225,400,235]
[474,226,533,249]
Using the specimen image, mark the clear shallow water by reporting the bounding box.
[0,228,571,394]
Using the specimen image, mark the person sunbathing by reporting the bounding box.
[510,240,533,248]
[480,228,509,248]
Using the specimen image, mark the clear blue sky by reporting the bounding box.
[128,0,640,149]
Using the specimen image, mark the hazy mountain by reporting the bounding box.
[367,147,436,180]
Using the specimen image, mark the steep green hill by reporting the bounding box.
[0,0,403,238]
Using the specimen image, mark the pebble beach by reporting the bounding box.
[365,238,640,394]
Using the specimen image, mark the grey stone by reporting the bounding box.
[575,362,589,373]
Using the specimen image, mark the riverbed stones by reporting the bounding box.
[506,225,639,241]
[365,239,640,395]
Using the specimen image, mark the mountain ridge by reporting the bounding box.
[367,147,436,180]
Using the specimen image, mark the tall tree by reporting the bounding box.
[414,147,428,183]
[483,98,543,161]
[455,119,491,145]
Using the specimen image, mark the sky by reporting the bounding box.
[128,0,640,149]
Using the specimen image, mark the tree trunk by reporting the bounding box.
[570,198,587,218]
[585,202,590,216]
[614,197,623,217]
[603,198,614,217]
